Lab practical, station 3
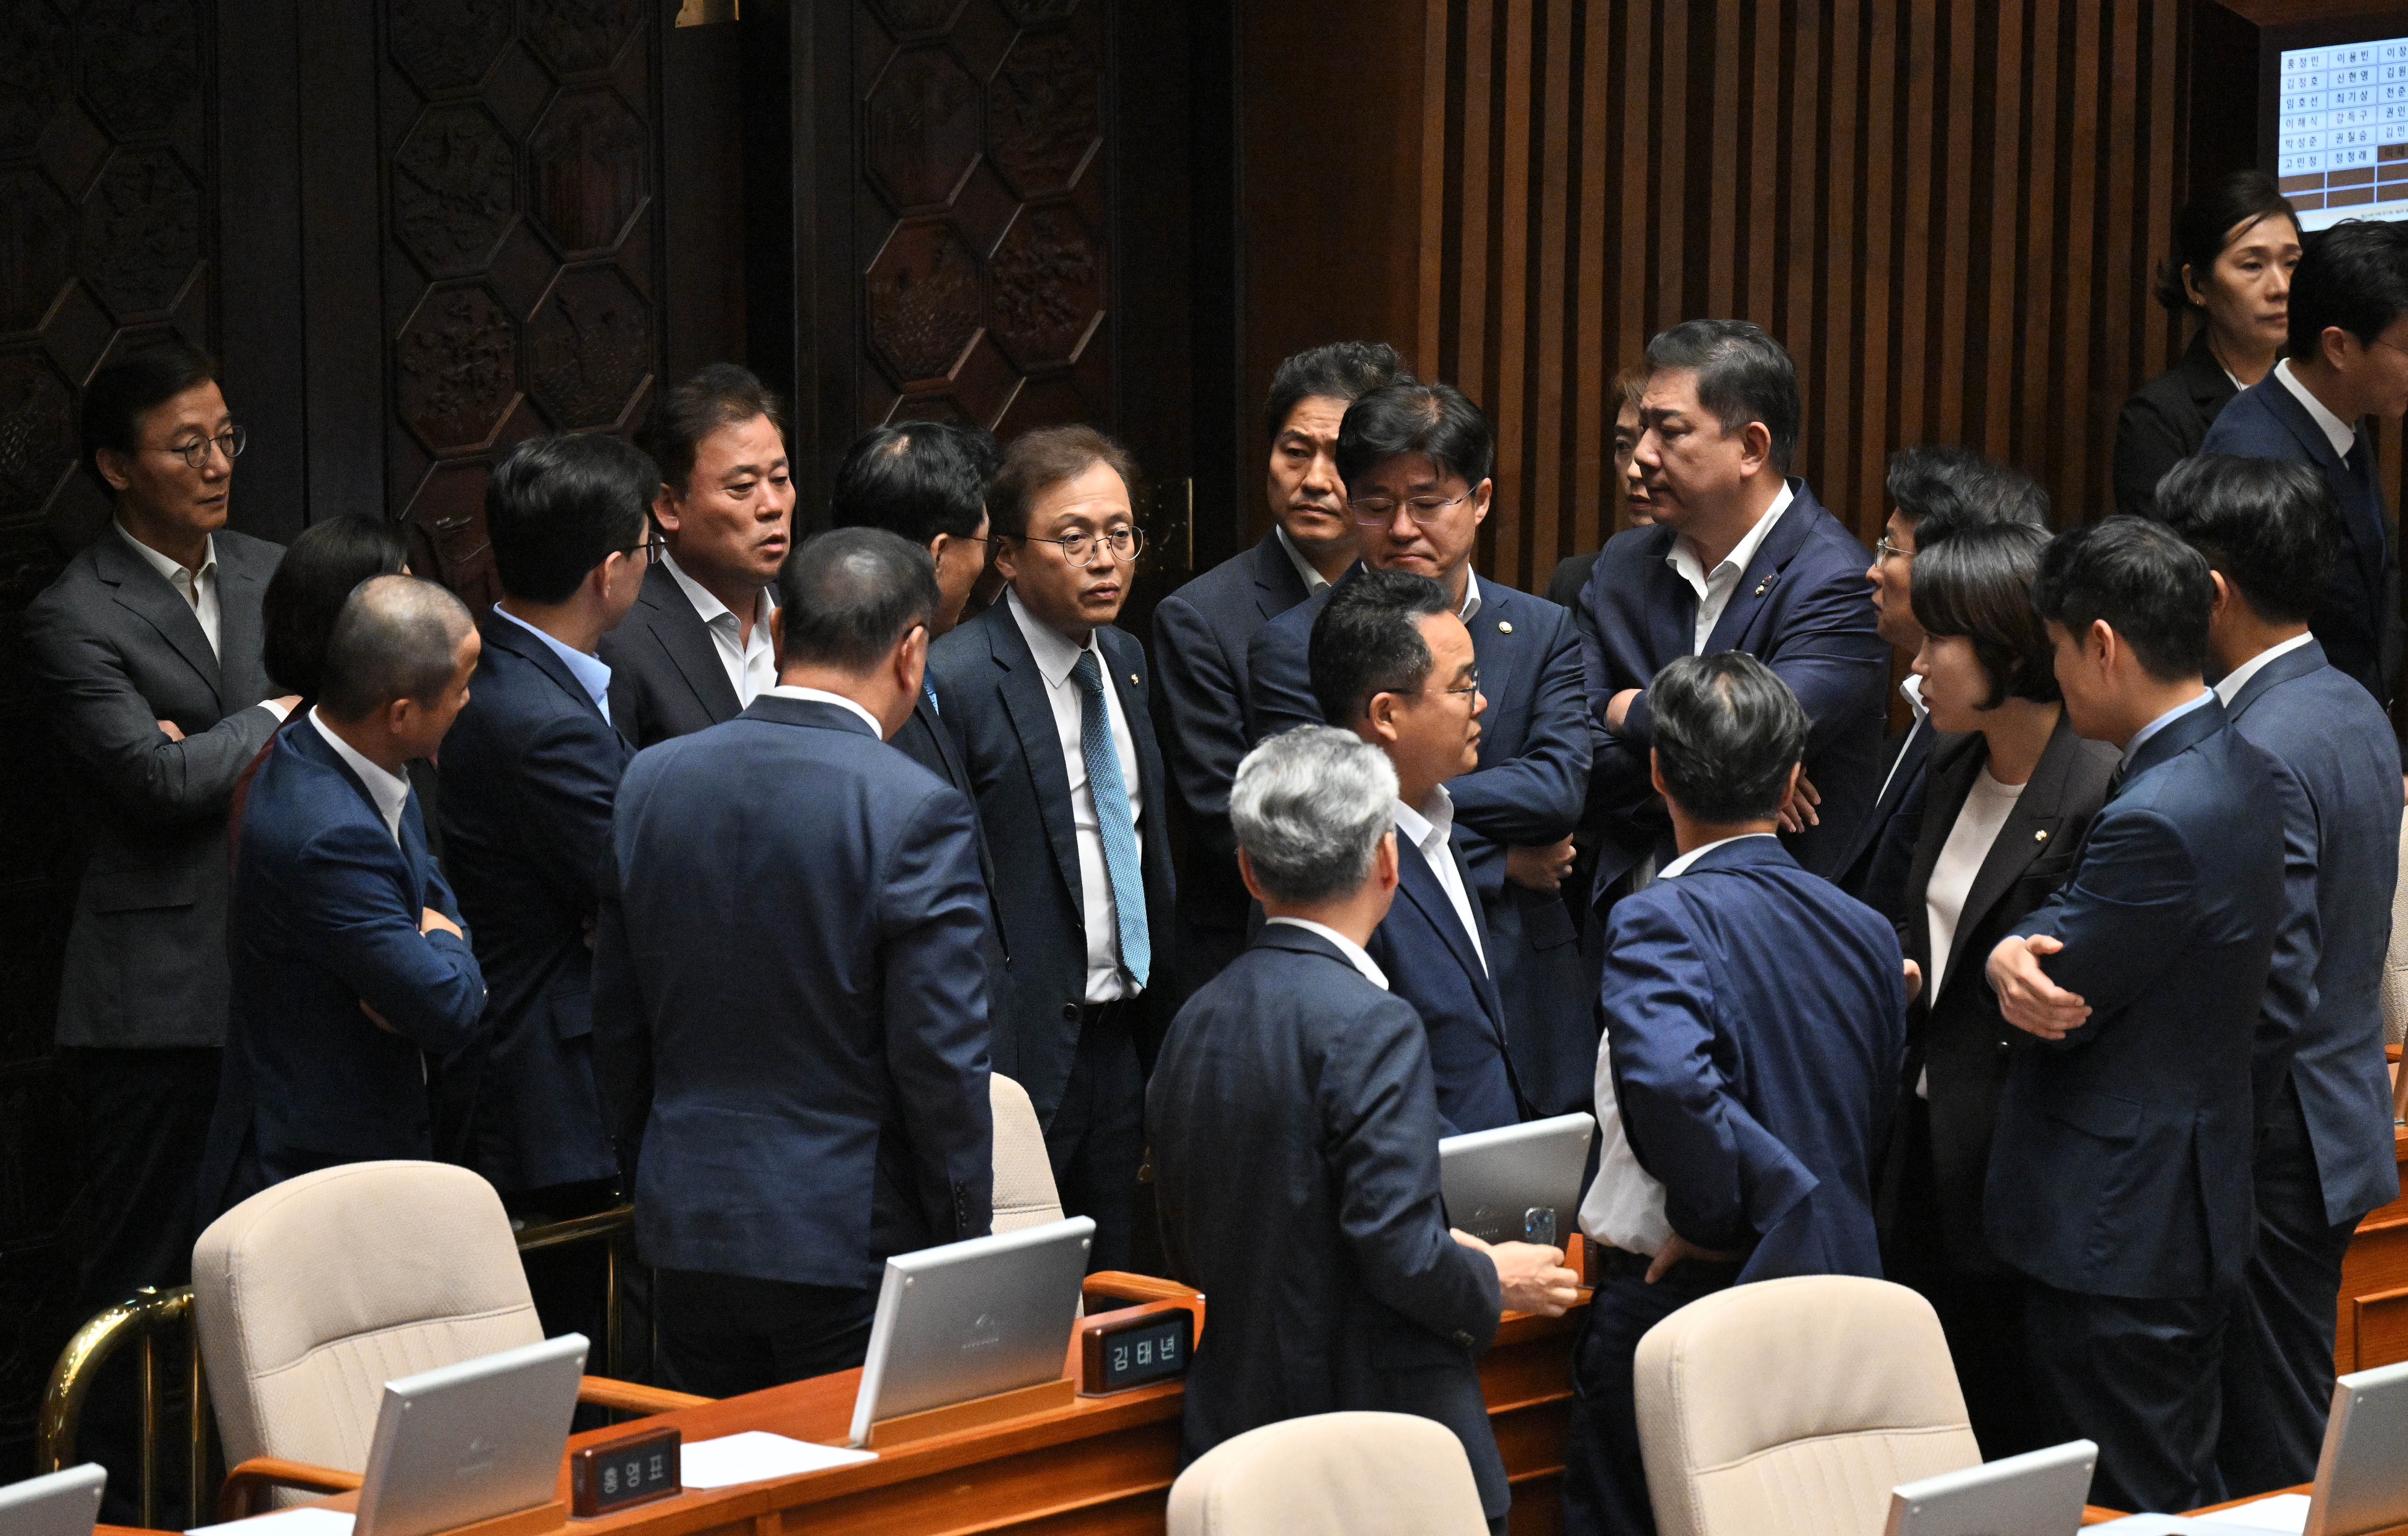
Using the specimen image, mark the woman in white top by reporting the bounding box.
[1873,522,2120,1458]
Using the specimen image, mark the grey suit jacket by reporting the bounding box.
[23,526,285,1048]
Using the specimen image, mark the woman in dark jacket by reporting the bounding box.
[2111,171,2301,519]
[1873,523,2119,1457]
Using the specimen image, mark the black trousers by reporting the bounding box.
[653,1268,876,1398]
[62,1045,222,1523]
[1047,1003,1146,1274]
[2218,1085,2358,1497]
[2026,1279,2231,1513]
[1560,1252,1743,1536]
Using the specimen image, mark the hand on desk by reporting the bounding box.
[1506,836,1577,894]
[1988,933,2090,1041]
[1453,1229,1580,1317]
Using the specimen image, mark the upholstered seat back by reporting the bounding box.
[990,1074,1064,1234]
[1167,1411,1488,1536]
[1635,1275,1982,1536]
[191,1161,542,1477]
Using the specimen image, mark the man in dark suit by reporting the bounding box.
[436,434,656,1219]
[925,426,1174,1272]
[828,419,1016,1068]
[22,343,295,1514]
[1564,653,1907,1536]
[1985,517,2289,1513]
[602,364,795,745]
[1311,567,1525,1134]
[1251,381,1593,1119]
[594,529,993,1394]
[2158,457,2407,1495]
[2196,219,2408,706]
[200,577,488,1217]
[1152,341,1403,995]
[1576,320,1888,907]
[1149,724,1578,1532]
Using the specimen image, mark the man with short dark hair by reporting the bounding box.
[594,527,994,1394]
[198,576,488,1218]
[2158,456,2405,1495]
[436,433,658,1228]
[1562,652,1906,1536]
[1984,516,2289,1512]
[2197,219,2408,704]
[1153,341,1406,992]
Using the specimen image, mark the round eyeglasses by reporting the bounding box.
[149,426,246,470]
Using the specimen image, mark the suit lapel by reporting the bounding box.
[1702,479,1819,656]
[1397,830,1506,1039]
[1900,735,1985,971]
[1251,529,1311,619]
[640,564,742,724]
[96,533,221,695]
[215,543,269,710]
[987,607,1086,907]
[484,615,609,724]
[1466,588,1518,768]
[1637,527,1695,662]
[1935,720,2088,1007]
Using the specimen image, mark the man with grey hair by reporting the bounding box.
[197,574,488,1217]
[1149,725,1578,1533]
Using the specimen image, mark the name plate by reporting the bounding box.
[1076,1301,1194,1396]
[569,1426,681,1517]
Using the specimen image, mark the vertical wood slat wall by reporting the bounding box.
[1409,0,2203,588]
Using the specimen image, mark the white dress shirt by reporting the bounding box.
[308,707,411,844]
[1264,916,1389,989]
[1394,786,1486,972]
[491,605,614,726]
[762,682,884,738]
[1008,588,1146,1002]
[117,519,223,658]
[2214,631,2317,707]
[1273,524,1334,594]
[2275,358,2359,459]
[661,550,778,708]
[1666,482,1793,653]
[1578,833,1777,1255]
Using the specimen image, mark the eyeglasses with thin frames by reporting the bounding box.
[1350,489,1473,527]
[1427,664,1481,698]
[150,426,246,470]
[620,532,669,562]
[1873,536,1911,564]
[1022,527,1146,565]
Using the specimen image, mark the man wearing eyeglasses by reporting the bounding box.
[23,341,296,1517]
[925,424,1176,1274]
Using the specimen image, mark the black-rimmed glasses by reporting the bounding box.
[1023,527,1146,565]
[150,426,246,470]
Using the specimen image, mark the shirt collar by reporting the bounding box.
[492,605,613,722]
[2121,689,2217,770]
[2274,358,2358,459]
[1666,480,1795,588]
[1899,671,1928,721]
[660,549,775,629]
[307,707,412,842]
[1006,585,1099,687]
[2213,631,2316,707]
[1456,568,1482,623]
[1263,916,1389,990]
[115,518,215,587]
[762,683,885,738]
[1272,523,1333,594]
[1656,831,1778,881]
[1392,784,1457,851]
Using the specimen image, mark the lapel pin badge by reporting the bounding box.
[1754,575,1775,597]
[2034,829,2048,842]
[1498,620,1513,633]
[1129,673,1139,687]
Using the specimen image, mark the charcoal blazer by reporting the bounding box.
[2199,375,2402,703]
[597,559,741,747]
[434,615,631,1193]
[2114,329,2238,520]
[1833,711,1936,918]
[1987,700,2287,1298]
[1365,820,1527,1136]
[1151,530,1315,990]
[1575,479,1889,896]
[22,527,286,1047]
[1249,573,1596,1116]
[1880,718,2118,1270]
[1601,835,1906,1283]
[925,599,1178,1122]
[890,685,1017,1075]
[1149,924,1509,1522]
[2224,639,2405,1225]
[592,695,994,1287]
[200,719,488,1217]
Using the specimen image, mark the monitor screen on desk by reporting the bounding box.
[353,1333,587,1536]
[0,1464,105,1536]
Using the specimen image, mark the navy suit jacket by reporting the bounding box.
[1576,479,1890,894]
[1249,573,1596,1115]
[597,559,742,747]
[1149,924,1509,1520]
[592,695,993,1287]
[924,599,1179,1122]
[2199,376,2402,703]
[1833,710,1934,919]
[890,685,1019,1076]
[1364,818,1527,1136]
[1152,530,1315,987]
[2224,639,2405,1226]
[434,616,630,1192]
[1601,836,1905,1283]
[200,718,488,1218]
[1988,700,2286,1298]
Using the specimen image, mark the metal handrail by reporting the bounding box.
[37,1201,641,1530]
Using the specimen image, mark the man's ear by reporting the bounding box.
[1467,477,1494,528]
[991,535,1020,585]
[650,483,681,535]
[1237,845,1267,905]
[2088,617,2118,673]
[95,447,133,494]
[768,605,786,665]
[2207,568,2234,621]
[1365,690,1402,747]
[1648,746,1666,799]
[1374,828,1400,892]
[896,623,929,691]
[1737,420,1775,477]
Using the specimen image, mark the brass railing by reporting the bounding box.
[37,1203,641,1531]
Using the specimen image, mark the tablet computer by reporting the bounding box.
[0,1464,105,1536]
[1882,1439,2096,1536]
[2306,1358,2408,1536]
[1439,1112,1595,1246]
[848,1216,1094,1447]
[353,1332,588,1536]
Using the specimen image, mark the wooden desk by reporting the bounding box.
[2336,1124,2408,1376]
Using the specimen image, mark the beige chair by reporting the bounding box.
[1167,1411,1488,1536]
[1634,1275,1981,1536]
[991,1072,1065,1233]
[191,1160,702,1518]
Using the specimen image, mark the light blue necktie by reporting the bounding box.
[1072,649,1149,988]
